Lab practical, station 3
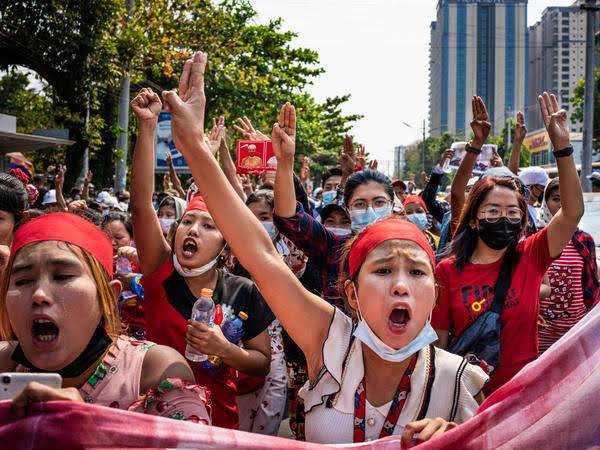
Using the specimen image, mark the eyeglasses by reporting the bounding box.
[348,198,391,212]
[478,206,523,223]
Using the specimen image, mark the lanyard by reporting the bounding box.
[353,354,418,442]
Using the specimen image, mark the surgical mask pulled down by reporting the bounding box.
[351,284,437,362]
[349,205,392,233]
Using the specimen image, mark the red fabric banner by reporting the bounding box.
[1,303,598,449]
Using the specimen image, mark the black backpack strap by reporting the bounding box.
[416,344,437,420]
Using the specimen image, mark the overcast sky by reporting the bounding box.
[251,0,572,175]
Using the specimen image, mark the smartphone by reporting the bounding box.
[0,372,62,401]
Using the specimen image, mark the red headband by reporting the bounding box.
[348,217,435,279]
[403,195,428,213]
[11,212,114,278]
[185,194,208,214]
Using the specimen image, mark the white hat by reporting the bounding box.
[587,172,600,181]
[519,166,549,187]
[42,189,57,205]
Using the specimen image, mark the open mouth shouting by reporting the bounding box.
[388,306,411,334]
[182,238,198,259]
[31,315,60,350]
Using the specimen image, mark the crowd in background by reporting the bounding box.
[0,49,598,446]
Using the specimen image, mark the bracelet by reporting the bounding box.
[552,145,573,158]
[465,143,481,155]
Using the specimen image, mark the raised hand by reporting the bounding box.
[55,165,65,191]
[340,134,356,177]
[161,51,208,154]
[538,92,570,150]
[165,152,173,166]
[84,170,93,184]
[490,148,503,167]
[368,159,378,171]
[271,102,296,163]
[470,96,491,148]
[300,156,311,183]
[208,116,225,156]
[356,145,367,171]
[437,148,454,167]
[514,111,527,142]
[130,88,162,123]
[233,116,270,142]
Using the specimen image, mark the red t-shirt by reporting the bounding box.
[432,227,554,393]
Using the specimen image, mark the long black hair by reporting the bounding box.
[450,176,528,271]
[343,170,394,206]
[0,173,28,225]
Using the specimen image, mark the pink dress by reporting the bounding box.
[18,336,211,424]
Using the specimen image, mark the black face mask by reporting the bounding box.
[477,217,521,250]
[11,323,112,378]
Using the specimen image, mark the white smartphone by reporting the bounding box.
[0,372,62,401]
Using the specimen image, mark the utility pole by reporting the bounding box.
[114,0,135,194]
[581,0,599,192]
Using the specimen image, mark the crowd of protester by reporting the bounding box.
[0,49,598,446]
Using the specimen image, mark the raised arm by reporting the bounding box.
[165,153,186,199]
[162,52,333,366]
[273,108,298,218]
[422,149,452,223]
[81,170,92,201]
[450,96,491,233]
[215,117,246,201]
[54,165,68,212]
[508,111,526,175]
[539,92,584,258]
[129,88,170,275]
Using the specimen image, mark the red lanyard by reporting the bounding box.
[353,354,418,442]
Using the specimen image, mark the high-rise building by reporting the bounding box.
[526,1,600,134]
[429,0,528,138]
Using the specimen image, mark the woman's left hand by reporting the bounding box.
[186,321,232,359]
[401,417,457,447]
[11,382,83,417]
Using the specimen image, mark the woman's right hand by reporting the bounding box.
[131,88,162,124]
[271,102,296,164]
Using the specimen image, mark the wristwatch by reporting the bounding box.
[465,143,482,155]
[552,145,573,158]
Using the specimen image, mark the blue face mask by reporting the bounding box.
[349,205,392,233]
[352,286,437,362]
[321,190,337,205]
[407,212,428,231]
[261,220,278,241]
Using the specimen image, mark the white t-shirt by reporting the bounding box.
[299,309,488,444]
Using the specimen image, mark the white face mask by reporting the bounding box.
[351,284,437,362]
[159,217,176,234]
[172,246,225,278]
[325,226,351,237]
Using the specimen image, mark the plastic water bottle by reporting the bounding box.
[222,311,248,344]
[185,288,215,362]
[207,312,248,367]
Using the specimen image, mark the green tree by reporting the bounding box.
[0,0,361,189]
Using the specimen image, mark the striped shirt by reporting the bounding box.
[538,241,586,353]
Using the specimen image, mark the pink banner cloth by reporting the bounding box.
[1,303,598,449]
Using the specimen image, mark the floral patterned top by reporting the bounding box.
[18,336,211,424]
